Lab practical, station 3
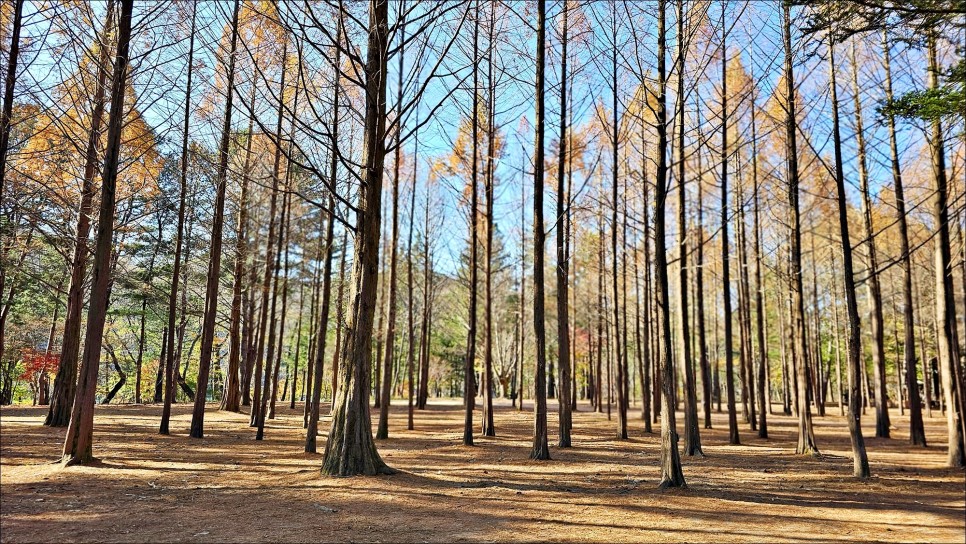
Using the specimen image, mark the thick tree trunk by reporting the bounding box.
[61,0,134,465]
[321,0,394,476]
[45,0,115,428]
[828,37,869,477]
[529,0,550,461]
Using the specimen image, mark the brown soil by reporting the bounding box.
[1,399,964,543]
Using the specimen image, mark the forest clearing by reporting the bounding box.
[2,400,964,543]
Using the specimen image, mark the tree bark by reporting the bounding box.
[676,0,700,456]
[927,31,965,468]
[530,0,550,461]
[482,0,497,438]
[61,0,134,465]
[552,0,572,445]
[783,2,818,456]
[321,0,394,476]
[189,0,240,438]
[656,0,685,488]
[45,0,116,428]
[720,7,739,446]
[828,36,869,477]
[879,31,925,446]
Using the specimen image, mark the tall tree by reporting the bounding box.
[530,0,550,462]
[321,0,395,476]
[782,1,818,456]
[554,0,573,448]
[720,3,739,446]
[45,0,116,427]
[926,29,965,468]
[676,0,701,457]
[190,0,242,439]
[481,0,497,438]
[828,33,869,478]
[462,0,479,447]
[878,30,925,446]
[61,0,135,465]
[656,0,685,488]
[376,4,406,441]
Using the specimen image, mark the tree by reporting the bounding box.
[926,29,965,468]
[827,32,870,478]
[878,29,925,446]
[656,0,685,488]
[530,0,550,462]
[321,0,395,476]
[720,3,739,447]
[189,0,241,439]
[61,0,134,465]
[676,0,701,457]
[782,1,818,456]
[44,0,116,428]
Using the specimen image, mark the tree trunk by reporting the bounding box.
[256,171,290,438]
[189,0,239,438]
[749,85,768,437]
[927,31,965,468]
[609,5,626,440]
[101,346,126,405]
[656,0,685,488]
[828,36,869,477]
[61,0,134,465]
[530,0,550,461]
[45,0,115,427]
[676,0,700,455]
[250,40,288,431]
[851,41,889,438]
[481,0,497,438]
[783,2,817,456]
[321,0,394,476]
[224,87,258,414]
[720,7,739,446]
[879,31,925,446]
[376,12,406,440]
[269,191,294,420]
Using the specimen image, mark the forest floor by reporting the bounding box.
[1,398,964,543]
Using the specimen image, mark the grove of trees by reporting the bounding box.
[1,0,964,485]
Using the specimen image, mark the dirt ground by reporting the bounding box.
[1,398,964,543]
